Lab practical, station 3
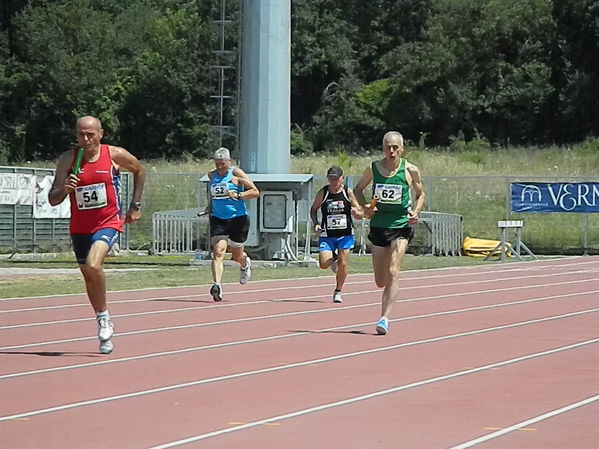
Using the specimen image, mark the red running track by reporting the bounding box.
[1,256,598,449]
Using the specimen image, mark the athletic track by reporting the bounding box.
[1,256,598,449]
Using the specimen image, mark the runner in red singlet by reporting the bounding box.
[49,116,145,354]
[68,143,124,234]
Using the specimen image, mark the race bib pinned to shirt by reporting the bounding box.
[75,182,108,210]
[211,182,230,200]
[327,214,347,230]
[374,183,403,204]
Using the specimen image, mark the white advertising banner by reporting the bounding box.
[33,175,71,219]
[0,173,35,205]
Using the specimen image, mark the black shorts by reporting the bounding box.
[368,226,414,247]
[71,228,120,264]
[210,215,250,244]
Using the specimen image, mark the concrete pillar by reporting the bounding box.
[239,0,290,174]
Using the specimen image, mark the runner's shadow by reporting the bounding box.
[150,299,215,304]
[0,351,100,357]
[289,329,369,335]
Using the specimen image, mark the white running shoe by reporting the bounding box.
[99,339,114,354]
[210,283,223,301]
[333,290,343,303]
[376,316,389,335]
[97,316,114,341]
[240,257,252,284]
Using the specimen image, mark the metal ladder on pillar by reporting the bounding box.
[210,0,240,149]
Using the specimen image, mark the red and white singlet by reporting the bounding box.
[69,145,123,234]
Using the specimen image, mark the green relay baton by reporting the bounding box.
[72,148,84,176]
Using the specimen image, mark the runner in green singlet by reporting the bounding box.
[354,131,426,335]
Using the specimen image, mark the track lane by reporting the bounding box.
[1,257,598,449]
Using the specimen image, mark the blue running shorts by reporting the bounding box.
[318,235,355,252]
[71,228,120,264]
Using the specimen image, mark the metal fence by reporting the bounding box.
[423,175,599,255]
[152,209,207,255]
[150,209,464,257]
[2,168,597,255]
[148,173,464,257]
[0,166,70,253]
[0,166,132,254]
[347,212,463,257]
[419,211,464,256]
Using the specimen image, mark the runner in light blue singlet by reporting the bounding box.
[209,167,247,219]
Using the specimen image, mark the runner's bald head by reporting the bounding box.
[382,131,403,148]
[76,116,102,132]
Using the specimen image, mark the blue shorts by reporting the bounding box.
[318,235,355,252]
[71,228,120,264]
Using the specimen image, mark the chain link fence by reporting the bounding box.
[0,166,70,253]
[423,175,599,254]
[0,166,132,254]
[2,167,597,255]
[133,173,598,255]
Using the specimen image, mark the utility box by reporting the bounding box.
[260,191,294,233]
[199,173,313,260]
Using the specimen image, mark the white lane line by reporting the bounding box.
[144,337,599,448]
[0,299,372,350]
[1,308,598,423]
[0,278,370,311]
[3,271,598,329]
[3,257,598,308]
[0,273,516,312]
[3,288,599,380]
[3,282,599,352]
[1,255,596,304]
[446,394,599,449]
[0,282,374,314]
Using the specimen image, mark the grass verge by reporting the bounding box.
[0,254,513,299]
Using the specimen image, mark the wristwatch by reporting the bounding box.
[130,201,142,210]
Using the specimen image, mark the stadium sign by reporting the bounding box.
[511,182,599,213]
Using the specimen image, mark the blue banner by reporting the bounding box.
[511,182,599,213]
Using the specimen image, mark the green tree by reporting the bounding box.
[309,76,394,152]
[345,0,433,81]
[550,0,599,143]
[291,0,357,129]
[2,0,217,162]
[381,0,555,145]
[292,0,433,151]
[4,0,599,161]
[116,3,216,158]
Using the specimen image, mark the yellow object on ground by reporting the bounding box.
[463,236,512,258]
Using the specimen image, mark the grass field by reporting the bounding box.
[133,142,599,253]
[6,139,598,255]
[0,253,515,299]
[3,140,591,298]
[24,138,599,177]
[138,138,599,177]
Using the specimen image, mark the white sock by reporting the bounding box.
[96,311,110,320]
